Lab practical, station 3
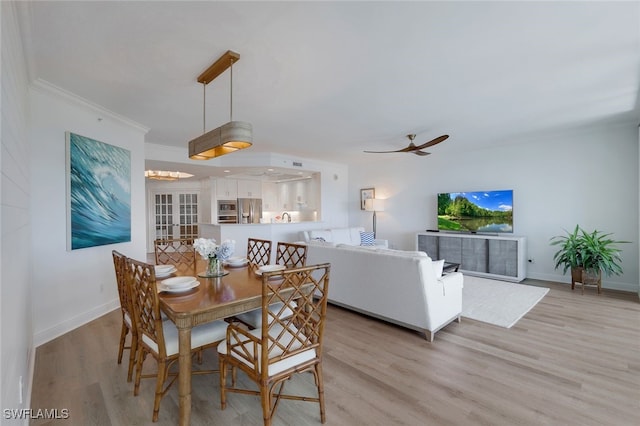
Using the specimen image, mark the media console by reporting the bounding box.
[416,231,527,282]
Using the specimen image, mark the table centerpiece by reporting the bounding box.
[194,238,235,278]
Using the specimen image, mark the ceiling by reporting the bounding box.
[18,1,640,179]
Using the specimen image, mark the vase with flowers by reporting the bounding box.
[193,238,235,278]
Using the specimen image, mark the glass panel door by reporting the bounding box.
[154,191,199,240]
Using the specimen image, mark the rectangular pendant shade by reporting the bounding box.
[189,121,253,160]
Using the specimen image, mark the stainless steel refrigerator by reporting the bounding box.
[237,198,262,224]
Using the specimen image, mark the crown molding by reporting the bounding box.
[30,78,150,134]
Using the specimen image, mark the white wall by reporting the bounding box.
[29,81,148,346]
[349,124,639,292]
[1,0,34,414]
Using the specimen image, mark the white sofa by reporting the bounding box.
[306,242,463,341]
[300,226,388,248]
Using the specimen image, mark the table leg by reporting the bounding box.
[178,326,192,426]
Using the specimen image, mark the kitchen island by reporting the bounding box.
[199,222,326,257]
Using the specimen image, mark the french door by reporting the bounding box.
[152,191,200,241]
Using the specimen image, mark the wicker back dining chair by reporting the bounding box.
[154,238,197,275]
[247,238,272,268]
[275,242,308,268]
[112,250,137,382]
[126,257,228,422]
[235,242,308,329]
[218,263,331,426]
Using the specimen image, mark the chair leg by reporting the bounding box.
[127,331,138,382]
[134,347,146,396]
[316,364,326,424]
[260,383,272,426]
[219,357,227,410]
[152,360,166,422]
[117,322,128,364]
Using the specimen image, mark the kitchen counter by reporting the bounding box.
[199,222,326,257]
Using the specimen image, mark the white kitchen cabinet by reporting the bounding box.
[216,178,237,200]
[237,179,262,198]
[262,182,278,211]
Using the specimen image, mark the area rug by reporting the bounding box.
[461,275,549,328]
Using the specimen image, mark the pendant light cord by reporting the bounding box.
[202,83,206,133]
[229,58,234,122]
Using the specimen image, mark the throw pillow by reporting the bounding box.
[312,237,326,242]
[360,231,375,246]
[432,259,445,278]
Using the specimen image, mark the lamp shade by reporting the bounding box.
[189,121,252,160]
[364,198,385,212]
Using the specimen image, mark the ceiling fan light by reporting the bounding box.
[145,170,193,180]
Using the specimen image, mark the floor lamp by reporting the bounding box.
[364,198,385,238]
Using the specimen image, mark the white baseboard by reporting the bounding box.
[527,272,639,293]
[33,299,120,347]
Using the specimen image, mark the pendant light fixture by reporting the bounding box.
[189,50,253,160]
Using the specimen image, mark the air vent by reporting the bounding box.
[292,161,303,167]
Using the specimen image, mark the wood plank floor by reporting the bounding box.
[30,279,640,425]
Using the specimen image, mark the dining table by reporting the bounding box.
[158,260,263,426]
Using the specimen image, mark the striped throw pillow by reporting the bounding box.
[360,231,375,246]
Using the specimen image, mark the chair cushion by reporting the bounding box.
[360,231,375,246]
[218,324,317,377]
[142,319,228,357]
[234,302,295,329]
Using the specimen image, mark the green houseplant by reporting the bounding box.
[550,225,628,288]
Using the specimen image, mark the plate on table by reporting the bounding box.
[155,265,177,278]
[161,276,197,289]
[255,264,286,276]
[223,257,249,268]
[158,279,199,293]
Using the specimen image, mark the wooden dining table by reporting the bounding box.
[158,262,263,426]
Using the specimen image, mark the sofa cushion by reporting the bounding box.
[331,228,353,244]
[309,230,332,242]
[360,231,375,246]
[432,259,444,278]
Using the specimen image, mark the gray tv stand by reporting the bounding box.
[416,231,527,282]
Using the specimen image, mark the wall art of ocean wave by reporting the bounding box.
[68,133,131,250]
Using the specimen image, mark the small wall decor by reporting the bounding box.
[360,187,375,210]
[66,132,131,250]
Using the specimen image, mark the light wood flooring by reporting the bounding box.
[30,279,640,425]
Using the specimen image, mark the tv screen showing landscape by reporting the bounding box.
[437,190,513,233]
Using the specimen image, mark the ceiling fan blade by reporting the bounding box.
[363,148,407,154]
[364,142,418,154]
[413,150,430,156]
[414,134,449,150]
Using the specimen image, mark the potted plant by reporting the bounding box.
[550,225,628,290]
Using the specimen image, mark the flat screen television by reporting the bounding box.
[437,190,513,233]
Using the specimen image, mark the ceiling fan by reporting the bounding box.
[364,134,449,156]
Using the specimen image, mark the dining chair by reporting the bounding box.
[126,257,228,422]
[247,238,272,268]
[154,238,197,275]
[112,250,137,382]
[218,263,331,426]
[275,242,308,268]
[235,242,308,329]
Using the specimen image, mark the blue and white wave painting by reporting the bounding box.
[68,132,131,250]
